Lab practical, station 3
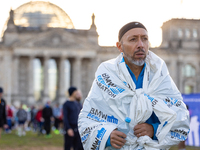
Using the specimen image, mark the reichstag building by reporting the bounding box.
[0,1,199,105]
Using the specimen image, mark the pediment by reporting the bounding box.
[14,29,98,49]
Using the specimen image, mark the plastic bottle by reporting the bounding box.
[117,117,131,135]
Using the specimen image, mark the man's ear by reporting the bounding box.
[116,42,123,53]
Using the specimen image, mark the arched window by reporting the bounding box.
[34,58,42,101]
[185,28,190,38]
[65,59,71,93]
[184,85,194,94]
[193,29,198,38]
[182,64,196,77]
[178,28,183,38]
[48,59,57,100]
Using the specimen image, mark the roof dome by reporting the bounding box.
[14,1,74,28]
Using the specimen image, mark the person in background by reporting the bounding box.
[42,101,53,138]
[0,87,8,139]
[75,90,84,150]
[29,106,37,132]
[16,104,27,136]
[6,105,13,133]
[63,86,83,150]
[25,105,31,131]
[53,103,62,134]
[35,105,44,135]
[76,90,83,113]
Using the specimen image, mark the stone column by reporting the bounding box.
[170,60,178,86]
[57,57,66,104]
[72,57,82,89]
[12,55,19,102]
[42,56,50,104]
[178,61,184,93]
[194,62,199,93]
[28,56,35,105]
[3,51,12,105]
[93,57,101,74]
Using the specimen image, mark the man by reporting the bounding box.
[42,101,53,138]
[78,22,190,150]
[63,87,83,150]
[0,87,8,138]
[76,90,83,110]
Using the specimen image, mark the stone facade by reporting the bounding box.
[0,2,199,105]
[151,19,200,94]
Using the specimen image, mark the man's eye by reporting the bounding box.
[143,37,148,40]
[130,38,136,41]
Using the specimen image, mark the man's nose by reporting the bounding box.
[137,38,144,48]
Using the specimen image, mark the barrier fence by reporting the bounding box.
[183,93,200,147]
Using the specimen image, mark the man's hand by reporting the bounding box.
[133,123,154,138]
[67,128,74,137]
[51,117,54,122]
[110,129,126,149]
[40,117,44,122]
[3,124,8,129]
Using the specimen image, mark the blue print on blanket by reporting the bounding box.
[97,128,106,140]
[144,93,158,107]
[97,73,125,95]
[91,127,107,150]
[164,97,182,108]
[87,108,118,124]
[170,131,187,141]
[107,115,118,124]
[81,133,89,143]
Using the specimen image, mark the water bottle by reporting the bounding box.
[109,117,131,150]
[117,117,131,135]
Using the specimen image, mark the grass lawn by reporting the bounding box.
[0,130,200,150]
[0,130,63,150]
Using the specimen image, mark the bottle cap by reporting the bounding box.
[125,117,131,123]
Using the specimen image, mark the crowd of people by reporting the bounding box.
[1,100,63,137]
[0,86,84,150]
[0,87,82,139]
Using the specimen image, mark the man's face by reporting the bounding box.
[72,90,79,100]
[76,90,82,102]
[117,28,149,66]
[0,93,2,98]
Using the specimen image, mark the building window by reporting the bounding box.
[185,29,190,38]
[184,85,194,94]
[193,29,198,38]
[182,64,196,77]
[48,59,57,101]
[34,58,42,101]
[65,59,71,94]
[178,28,183,38]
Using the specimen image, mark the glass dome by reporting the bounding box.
[14,1,74,28]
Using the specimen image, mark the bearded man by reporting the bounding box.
[78,22,190,150]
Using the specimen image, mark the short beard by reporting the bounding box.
[123,48,146,66]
